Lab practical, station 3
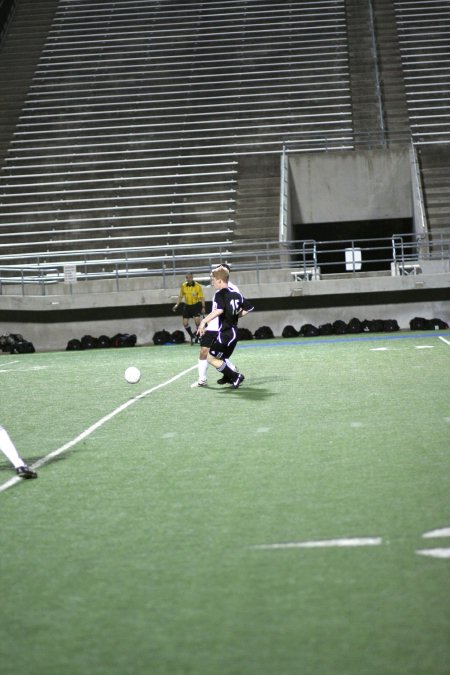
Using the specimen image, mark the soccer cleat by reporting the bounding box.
[190,379,207,388]
[217,375,228,385]
[16,465,38,479]
[231,373,245,389]
[217,370,239,385]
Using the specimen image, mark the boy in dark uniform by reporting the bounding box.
[197,266,253,388]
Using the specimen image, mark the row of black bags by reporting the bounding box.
[0,333,35,353]
[234,326,274,340]
[282,316,449,338]
[410,317,448,330]
[69,316,449,350]
[282,318,400,338]
[66,333,137,350]
[152,326,274,345]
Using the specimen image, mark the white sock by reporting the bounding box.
[0,426,24,469]
[198,359,208,381]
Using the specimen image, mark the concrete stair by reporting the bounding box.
[0,0,58,160]
[345,1,382,139]
[233,155,280,241]
[372,0,411,138]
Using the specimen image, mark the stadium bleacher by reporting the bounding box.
[0,0,448,285]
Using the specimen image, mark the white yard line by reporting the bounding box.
[416,549,450,559]
[250,537,383,549]
[438,335,450,347]
[0,365,47,373]
[0,365,196,494]
[423,527,450,538]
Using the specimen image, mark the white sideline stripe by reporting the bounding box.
[251,537,383,549]
[0,360,20,367]
[423,527,450,538]
[416,548,450,559]
[0,365,196,494]
[439,336,450,347]
[0,366,47,373]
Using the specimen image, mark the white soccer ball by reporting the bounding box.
[124,366,141,384]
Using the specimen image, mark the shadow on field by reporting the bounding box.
[215,386,275,401]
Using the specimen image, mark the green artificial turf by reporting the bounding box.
[1,333,449,674]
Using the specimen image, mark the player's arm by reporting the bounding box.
[172,285,185,311]
[239,298,254,317]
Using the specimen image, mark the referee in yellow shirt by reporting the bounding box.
[172,272,206,344]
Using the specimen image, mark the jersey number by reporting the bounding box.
[230,299,241,315]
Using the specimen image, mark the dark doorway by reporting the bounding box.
[293,217,413,273]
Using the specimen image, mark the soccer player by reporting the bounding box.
[197,266,253,389]
[172,272,206,344]
[191,264,242,388]
[0,424,38,479]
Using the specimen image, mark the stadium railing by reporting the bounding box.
[1,232,448,296]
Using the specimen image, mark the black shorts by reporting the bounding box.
[209,328,238,360]
[199,330,218,348]
[182,302,203,319]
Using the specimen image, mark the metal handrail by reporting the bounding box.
[409,139,428,238]
[1,234,448,296]
[368,0,386,143]
[278,143,289,241]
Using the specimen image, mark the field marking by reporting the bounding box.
[423,527,450,538]
[417,527,450,559]
[370,345,435,352]
[239,332,450,350]
[416,549,450,559]
[0,364,196,494]
[0,365,47,373]
[0,360,20,367]
[439,335,450,347]
[250,537,383,550]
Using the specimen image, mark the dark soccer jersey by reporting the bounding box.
[213,287,253,332]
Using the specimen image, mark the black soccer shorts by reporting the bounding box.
[182,301,203,319]
[199,330,218,348]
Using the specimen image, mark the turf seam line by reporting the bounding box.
[0,364,197,494]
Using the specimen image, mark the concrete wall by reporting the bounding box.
[288,147,412,227]
[1,267,449,351]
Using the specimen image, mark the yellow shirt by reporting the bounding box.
[179,281,205,306]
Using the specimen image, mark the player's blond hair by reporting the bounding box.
[211,266,229,282]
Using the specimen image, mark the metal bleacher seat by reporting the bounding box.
[0,0,353,276]
[393,1,450,244]
[394,0,450,145]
